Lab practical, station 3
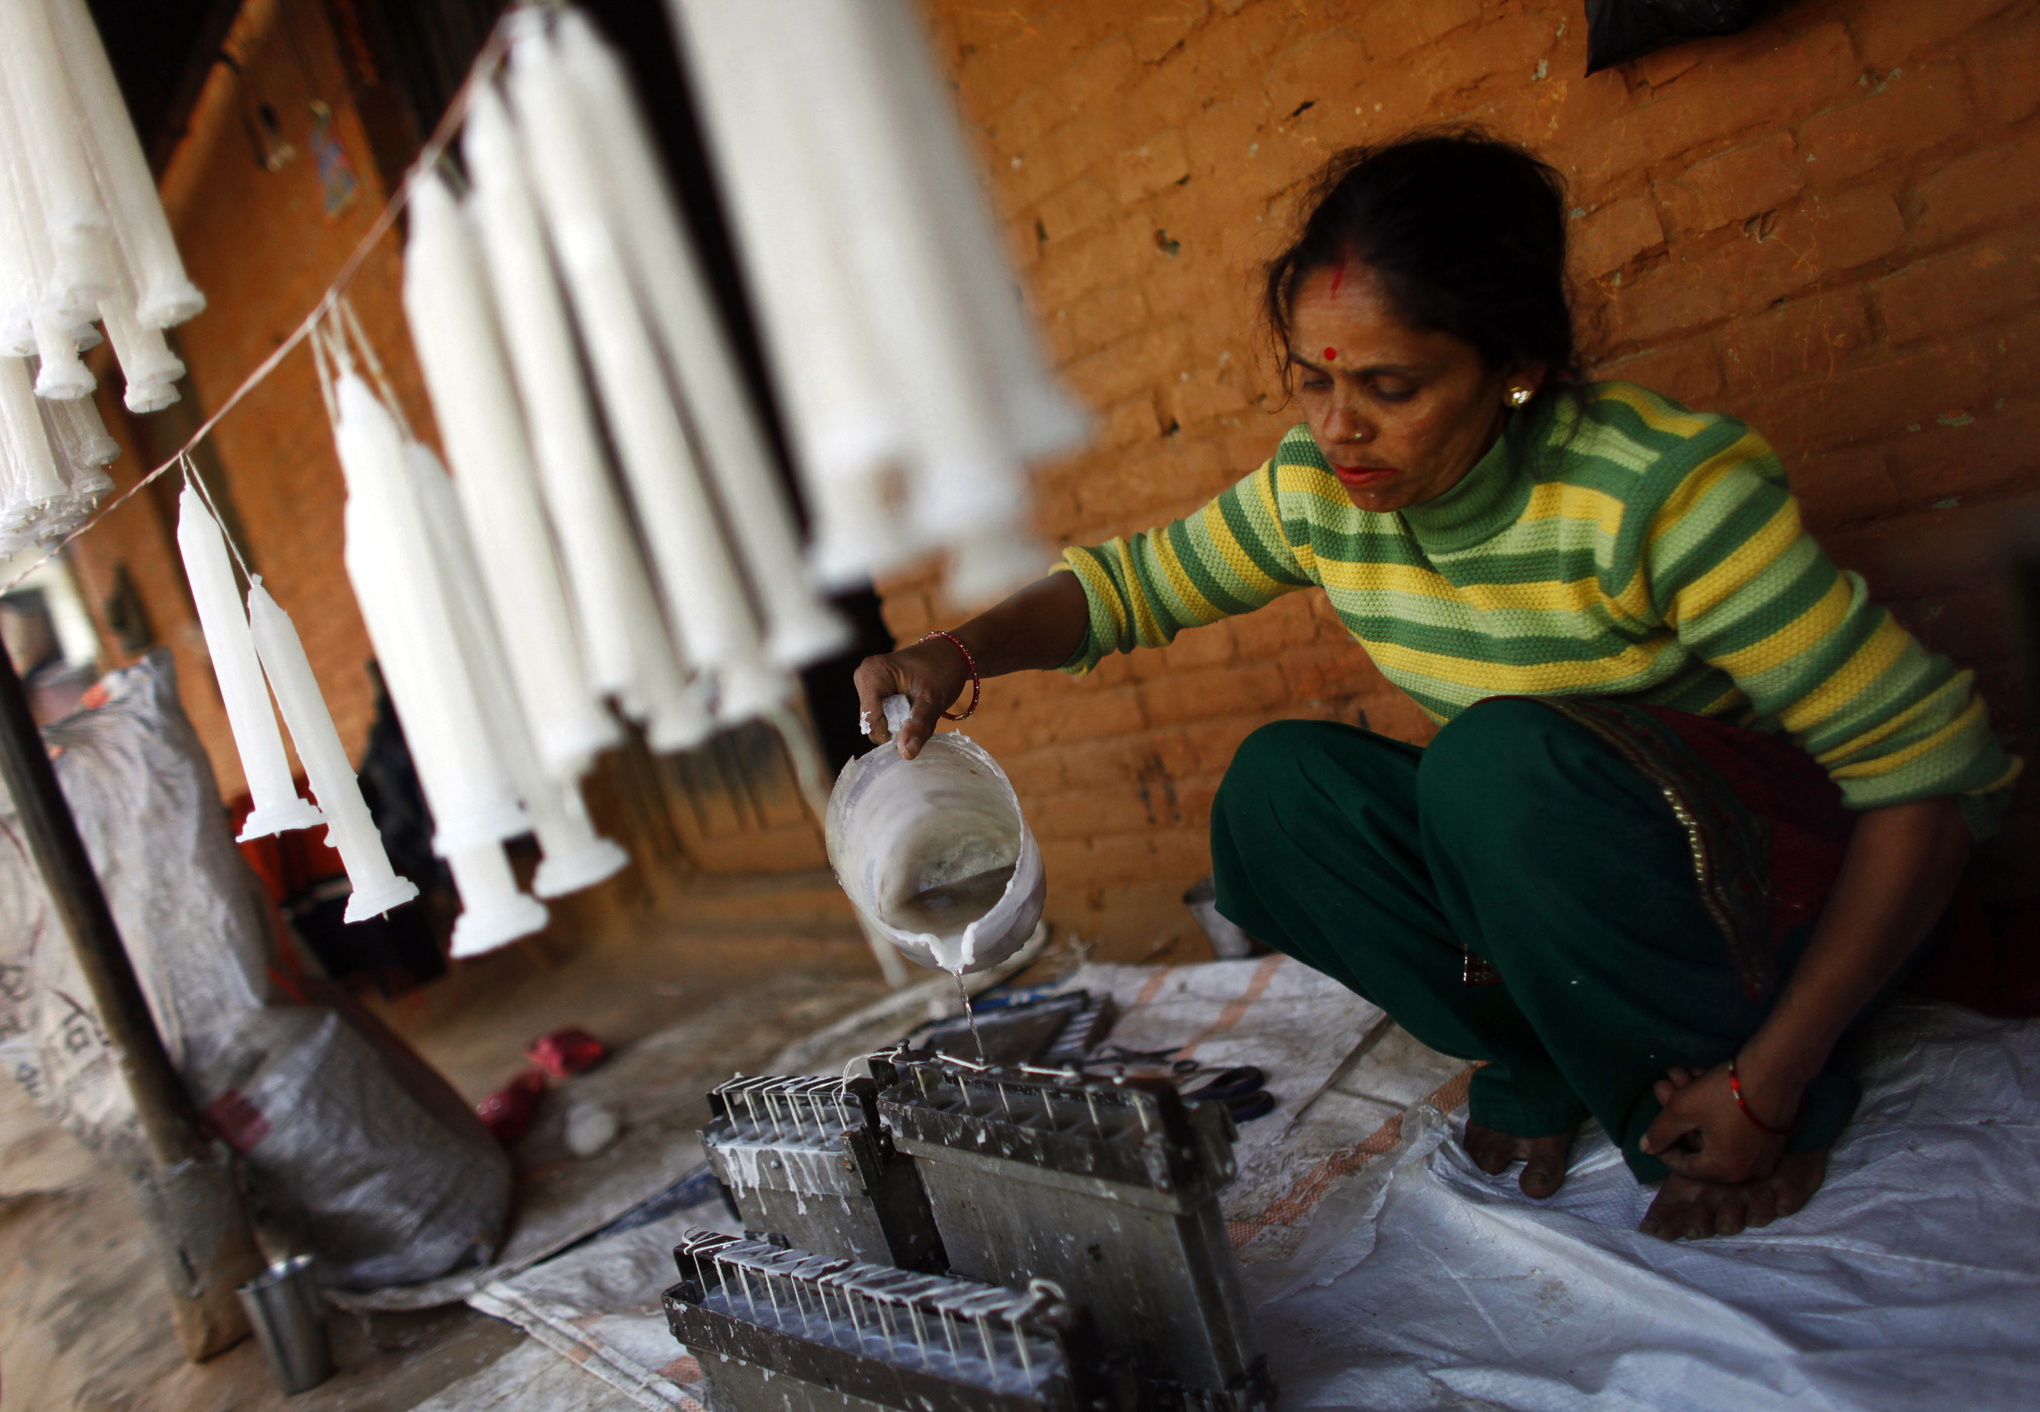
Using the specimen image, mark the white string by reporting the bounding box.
[181,450,254,585]
[0,14,517,594]
[335,293,412,441]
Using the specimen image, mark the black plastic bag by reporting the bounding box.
[1584,0,1783,72]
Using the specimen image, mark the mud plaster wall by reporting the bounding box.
[890,0,2040,957]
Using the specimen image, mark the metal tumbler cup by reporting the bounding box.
[236,1254,333,1395]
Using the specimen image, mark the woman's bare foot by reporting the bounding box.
[1463,1121,1578,1198]
[1639,1148,1829,1240]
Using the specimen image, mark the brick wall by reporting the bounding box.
[892,0,2040,957]
[65,0,422,804]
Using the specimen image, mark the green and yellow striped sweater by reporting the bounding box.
[1062,382,2018,826]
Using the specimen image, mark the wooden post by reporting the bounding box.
[0,645,263,1359]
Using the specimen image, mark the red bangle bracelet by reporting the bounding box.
[921,630,980,721]
[1728,1059,1802,1138]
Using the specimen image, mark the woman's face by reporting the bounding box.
[1288,260,1540,513]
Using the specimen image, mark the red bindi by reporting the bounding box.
[1323,346,1338,362]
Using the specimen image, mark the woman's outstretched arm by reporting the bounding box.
[852,570,1091,760]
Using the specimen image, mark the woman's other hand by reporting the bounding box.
[1637,1061,1794,1185]
[853,638,969,760]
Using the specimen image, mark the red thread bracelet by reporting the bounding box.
[920,630,980,721]
[1728,1060,1801,1138]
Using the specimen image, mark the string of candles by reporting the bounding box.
[0,0,205,555]
[667,0,1088,608]
[7,0,1088,966]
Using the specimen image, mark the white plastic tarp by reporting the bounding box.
[1251,999,2040,1411]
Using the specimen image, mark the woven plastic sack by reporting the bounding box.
[0,650,510,1288]
[1584,0,1783,72]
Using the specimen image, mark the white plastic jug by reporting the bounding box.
[825,697,1045,975]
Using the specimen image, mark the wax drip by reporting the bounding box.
[953,974,986,1061]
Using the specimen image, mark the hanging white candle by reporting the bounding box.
[401,171,617,780]
[244,581,419,921]
[99,276,184,414]
[772,0,1037,582]
[405,439,628,900]
[39,387,117,474]
[0,147,38,358]
[0,357,68,507]
[460,83,700,744]
[333,371,527,855]
[553,12,847,671]
[664,0,916,591]
[175,484,325,840]
[44,0,205,329]
[0,0,111,317]
[853,0,1085,467]
[0,77,92,400]
[444,844,549,960]
[507,26,788,725]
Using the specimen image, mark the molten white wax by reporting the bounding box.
[175,484,324,841]
[244,582,418,921]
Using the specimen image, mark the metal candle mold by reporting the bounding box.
[878,1059,1276,1412]
[665,1227,1093,1412]
[704,1069,945,1275]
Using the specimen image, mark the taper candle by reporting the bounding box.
[406,438,628,900]
[0,0,110,315]
[508,24,788,725]
[402,171,617,779]
[175,484,324,840]
[554,12,847,671]
[245,581,419,921]
[664,0,913,592]
[333,372,527,855]
[445,844,549,959]
[43,0,205,328]
[460,83,700,745]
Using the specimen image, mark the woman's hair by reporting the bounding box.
[1264,129,1580,395]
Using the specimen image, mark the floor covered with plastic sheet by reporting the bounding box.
[1246,997,2040,1412]
[453,960,2040,1412]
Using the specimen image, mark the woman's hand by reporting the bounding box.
[845,573,1095,761]
[853,639,971,761]
[1638,1061,1795,1184]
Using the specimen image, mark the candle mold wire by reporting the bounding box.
[665,1227,1096,1412]
[703,1068,946,1275]
[878,1059,1276,1412]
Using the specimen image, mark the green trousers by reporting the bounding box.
[1209,698,1863,1183]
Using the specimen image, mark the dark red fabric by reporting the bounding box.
[523,1027,609,1079]
[1637,706,2040,1017]
[476,1068,547,1145]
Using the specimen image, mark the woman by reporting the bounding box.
[853,133,2017,1241]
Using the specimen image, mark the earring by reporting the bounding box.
[1507,386,1532,408]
